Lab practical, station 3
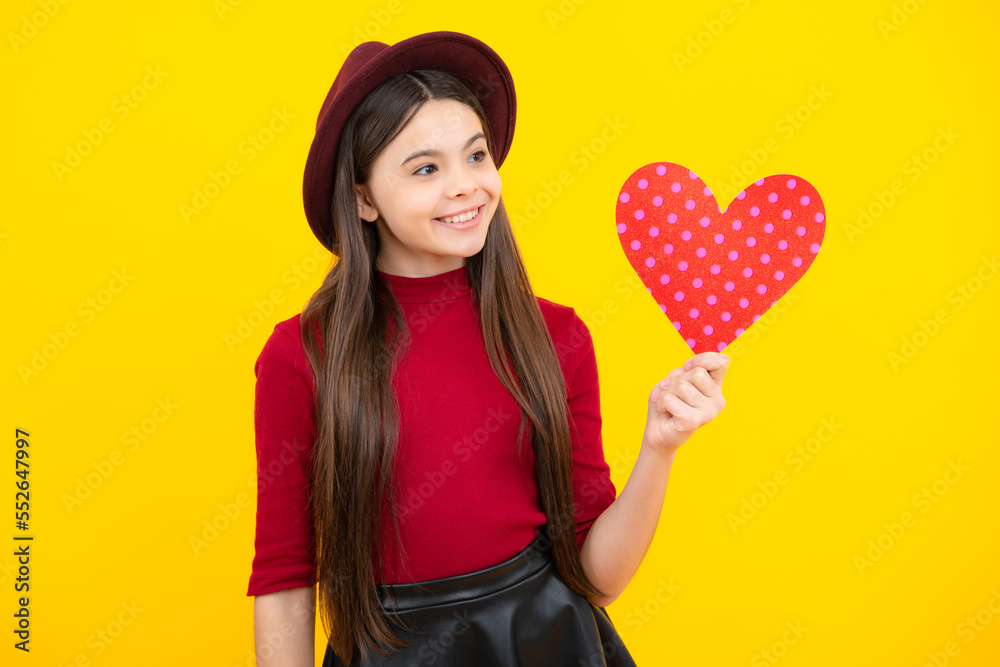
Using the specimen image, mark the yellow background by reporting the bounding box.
[3,0,999,665]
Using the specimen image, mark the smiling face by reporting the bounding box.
[354,98,502,277]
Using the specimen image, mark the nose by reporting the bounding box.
[445,163,479,198]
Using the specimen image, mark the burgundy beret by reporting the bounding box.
[302,31,517,251]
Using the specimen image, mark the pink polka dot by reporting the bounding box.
[782,209,792,220]
[764,223,774,233]
[664,244,674,254]
[800,196,810,205]
[689,308,699,318]
[760,254,770,264]
[724,281,735,291]
[667,213,678,223]
[696,247,707,258]
[753,315,761,323]
[757,284,766,294]
[774,270,784,280]
[754,178,765,186]
[732,219,743,231]
[700,216,711,227]
[660,274,670,284]
[793,257,802,267]
[672,320,679,329]
[693,278,703,287]
[649,227,659,237]
[635,209,645,220]
[703,186,712,197]
[671,182,681,193]
[653,196,663,206]
[660,304,667,313]
[810,243,820,253]
[728,250,739,261]
[768,193,778,203]
[714,233,724,244]
[685,200,696,210]
[710,264,721,275]
[735,328,744,336]
[739,298,749,308]
[704,325,714,335]
[736,190,746,200]
[707,295,717,305]
[646,257,655,267]
[796,226,806,236]
[689,170,699,179]
[681,230,692,241]
[750,206,760,217]
[630,240,640,250]
[686,338,696,349]
[786,179,796,189]
[656,165,667,175]
[619,192,630,203]
[678,261,688,270]
[717,341,727,351]
[721,312,731,322]
[638,178,648,189]
[814,212,825,223]
[778,240,788,250]
[674,292,684,301]
[617,223,627,233]
[746,237,756,247]
[742,267,752,278]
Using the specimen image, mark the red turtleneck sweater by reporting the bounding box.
[246,265,617,597]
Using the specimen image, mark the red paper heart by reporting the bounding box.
[615,162,825,354]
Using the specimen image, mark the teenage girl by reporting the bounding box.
[248,31,728,667]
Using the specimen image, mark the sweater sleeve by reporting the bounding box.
[565,308,618,552]
[246,323,318,597]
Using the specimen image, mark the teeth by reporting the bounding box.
[438,206,479,224]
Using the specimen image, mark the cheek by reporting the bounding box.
[389,184,436,218]
[484,171,503,197]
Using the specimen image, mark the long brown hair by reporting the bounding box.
[299,68,610,664]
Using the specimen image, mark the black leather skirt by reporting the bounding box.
[322,524,638,666]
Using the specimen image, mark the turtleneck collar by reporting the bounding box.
[377,264,473,304]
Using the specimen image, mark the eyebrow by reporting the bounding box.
[400,132,486,168]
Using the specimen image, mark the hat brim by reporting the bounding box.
[303,31,516,251]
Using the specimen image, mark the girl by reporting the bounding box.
[248,30,728,666]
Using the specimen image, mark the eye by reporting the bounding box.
[412,150,488,176]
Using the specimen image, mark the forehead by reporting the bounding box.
[386,99,483,154]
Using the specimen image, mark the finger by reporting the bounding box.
[655,367,686,391]
[683,352,729,387]
[650,379,676,404]
[679,366,727,417]
[651,387,677,422]
[682,366,720,400]
[661,392,695,432]
[670,376,713,410]
[682,352,728,374]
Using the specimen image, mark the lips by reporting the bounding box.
[434,205,482,223]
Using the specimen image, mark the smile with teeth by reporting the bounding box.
[435,206,482,224]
